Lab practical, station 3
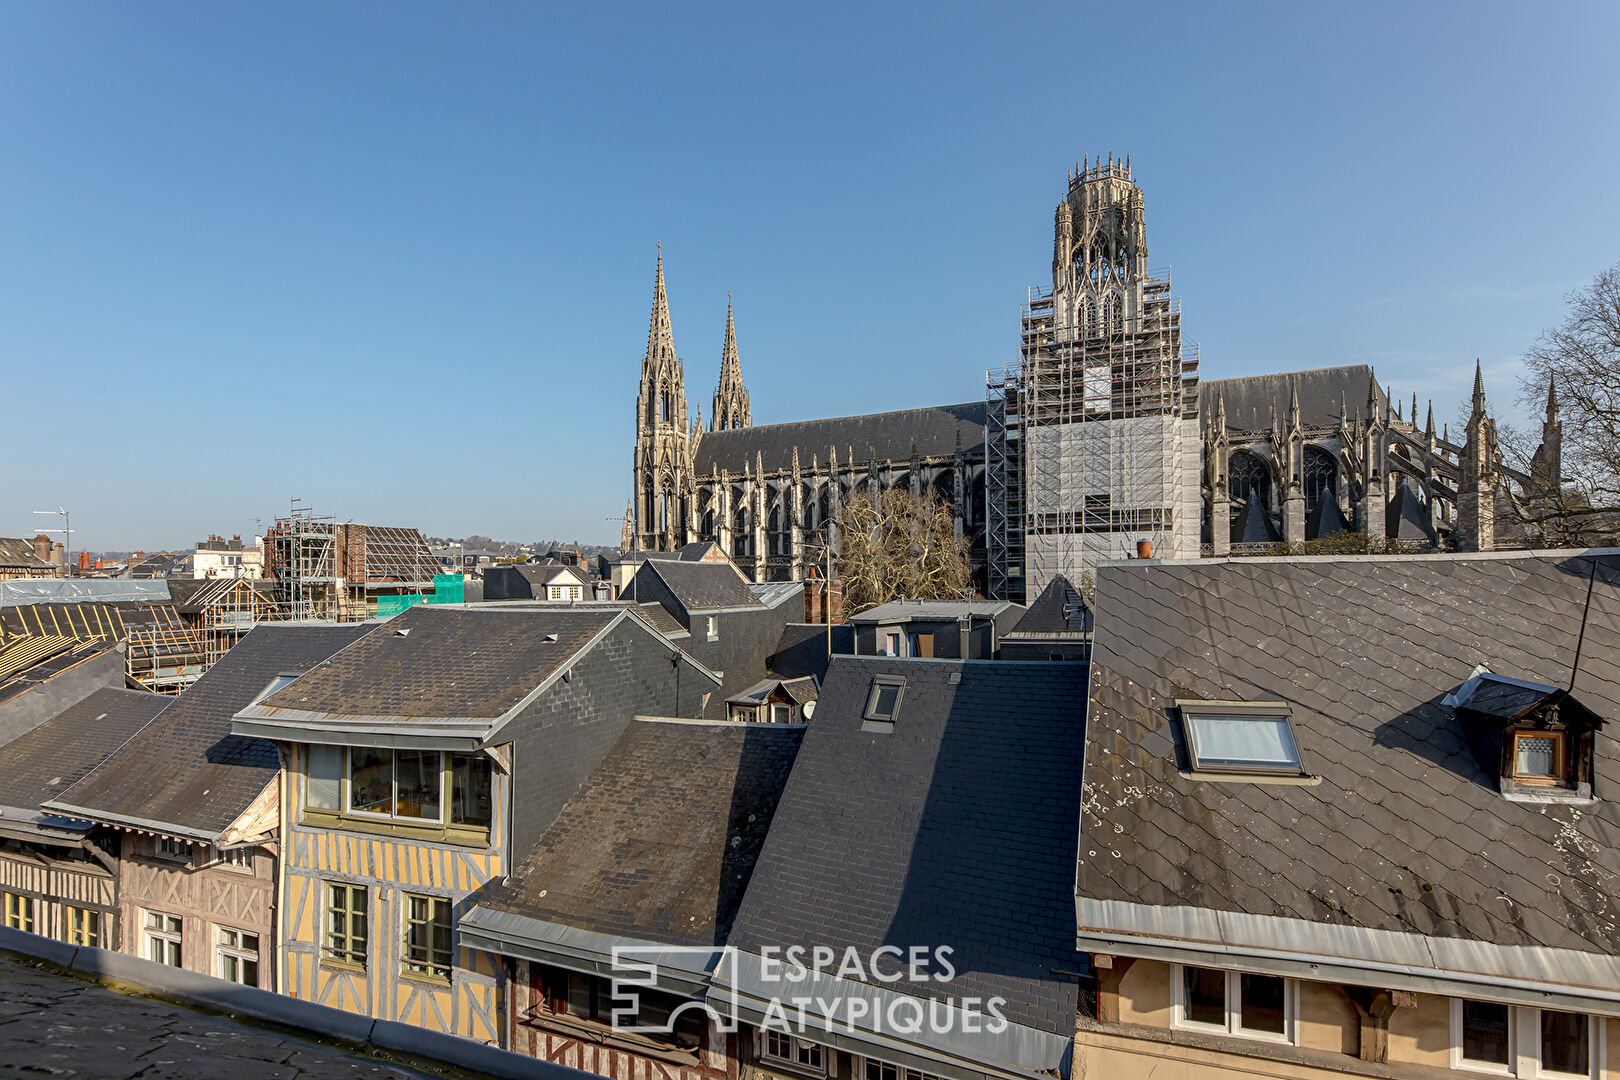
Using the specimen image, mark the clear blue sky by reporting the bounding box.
[4,2,1617,551]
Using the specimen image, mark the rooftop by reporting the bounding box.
[848,597,1018,622]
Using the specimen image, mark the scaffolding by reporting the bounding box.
[266,500,438,622]
[987,269,1199,601]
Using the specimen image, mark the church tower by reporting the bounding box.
[632,249,695,551]
[712,295,752,431]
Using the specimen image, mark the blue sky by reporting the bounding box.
[4,2,1617,550]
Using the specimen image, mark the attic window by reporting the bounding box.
[1178,701,1304,776]
[863,676,905,731]
[1445,670,1602,799]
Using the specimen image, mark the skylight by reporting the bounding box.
[863,676,905,731]
[1178,701,1304,775]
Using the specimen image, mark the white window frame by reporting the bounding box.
[215,925,261,986]
[771,703,793,724]
[1449,999,1605,1079]
[758,1028,829,1077]
[707,615,719,642]
[856,1058,949,1080]
[144,910,183,967]
[1170,964,1298,1045]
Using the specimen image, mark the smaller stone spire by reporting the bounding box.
[1288,378,1301,432]
[1425,400,1434,438]
[1545,376,1559,422]
[712,295,752,432]
[1470,359,1486,415]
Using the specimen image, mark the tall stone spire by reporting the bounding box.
[1457,360,1498,552]
[633,247,694,552]
[712,294,752,431]
[645,247,677,376]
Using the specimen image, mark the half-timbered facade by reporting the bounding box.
[231,605,719,1046]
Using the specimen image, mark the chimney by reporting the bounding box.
[78,551,90,570]
[33,534,50,562]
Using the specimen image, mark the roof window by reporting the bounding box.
[1445,669,1603,800]
[1177,700,1305,776]
[862,676,905,732]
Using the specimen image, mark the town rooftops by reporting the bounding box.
[693,401,988,475]
[233,605,719,747]
[462,718,803,991]
[1078,551,1620,1016]
[634,558,762,614]
[0,688,169,843]
[848,598,1018,623]
[0,537,54,571]
[45,623,376,844]
[716,656,1087,1076]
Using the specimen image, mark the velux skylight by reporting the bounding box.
[1177,700,1305,775]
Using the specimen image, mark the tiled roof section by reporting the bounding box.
[0,689,169,812]
[0,601,184,641]
[729,657,1088,1035]
[0,538,53,570]
[52,624,375,836]
[694,402,988,475]
[641,560,762,613]
[676,541,724,561]
[1081,553,1620,955]
[1201,364,1387,433]
[482,719,804,947]
[257,607,618,719]
[635,602,688,639]
[1008,574,1090,636]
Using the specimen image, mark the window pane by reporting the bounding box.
[567,971,595,1019]
[1239,973,1286,1034]
[1516,735,1558,777]
[1187,714,1300,770]
[450,754,492,828]
[349,748,392,814]
[242,958,258,986]
[1541,1010,1587,1075]
[872,684,900,718]
[395,750,441,821]
[1462,1000,1510,1064]
[307,745,343,810]
[1183,966,1226,1026]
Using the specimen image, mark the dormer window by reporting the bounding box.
[1445,670,1603,800]
[1177,700,1305,776]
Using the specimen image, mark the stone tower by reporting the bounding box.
[712,295,751,431]
[632,250,695,552]
[1050,153,1149,337]
[1455,361,1498,552]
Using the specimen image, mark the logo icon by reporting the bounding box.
[610,944,740,1035]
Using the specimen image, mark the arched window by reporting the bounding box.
[1228,451,1271,512]
[1106,294,1123,333]
[1302,447,1338,521]
[733,504,750,558]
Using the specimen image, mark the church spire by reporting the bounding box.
[645,246,677,375]
[712,293,752,431]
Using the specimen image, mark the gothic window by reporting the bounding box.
[1106,294,1123,334]
[1303,448,1337,516]
[1228,451,1271,513]
[768,505,783,556]
[733,505,750,558]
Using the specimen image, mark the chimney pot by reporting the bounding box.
[1136,539,1153,559]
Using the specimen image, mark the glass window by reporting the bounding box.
[771,703,792,724]
[217,927,260,986]
[349,748,393,814]
[865,678,904,722]
[1238,973,1286,1035]
[402,894,452,980]
[1514,732,1563,781]
[157,837,191,861]
[324,883,367,967]
[1182,965,1226,1027]
[1540,1009,1588,1076]
[66,907,100,947]
[394,750,441,821]
[306,745,343,811]
[449,754,492,828]
[4,893,34,933]
[1461,1000,1511,1066]
[144,911,182,967]
[865,1061,899,1080]
[1183,708,1303,773]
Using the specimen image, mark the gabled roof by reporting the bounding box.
[694,401,987,475]
[0,538,53,570]
[726,675,819,707]
[635,602,688,639]
[1005,574,1090,637]
[1079,552,1620,1012]
[727,657,1088,1041]
[1201,364,1387,433]
[466,718,803,957]
[749,581,803,609]
[0,688,169,833]
[848,598,1016,623]
[47,624,376,841]
[234,606,719,746]
[638,559,762,614]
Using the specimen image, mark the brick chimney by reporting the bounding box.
[33,534,50,562]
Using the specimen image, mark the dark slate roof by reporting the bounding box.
[0,638,118,710]
[480,719,803,946]
[256,606,618,720]
[635,602,688,639]
[1202,364,1388,434]
[0,688,169,812]
[693,402,988,475]
[639,559,762,614]
[849,599,1016,623]
[1080,552,1620,955]
[50,623,375,837]
[728,656,1088,1035]
[0,538,53,570]
[768,622,853,682]
[1007,574,1090,636]
[676,541,724,561]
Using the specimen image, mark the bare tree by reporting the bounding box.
[832,487,972,616]
[1509,264,1620,545]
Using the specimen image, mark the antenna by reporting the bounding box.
[31,507,72,579]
